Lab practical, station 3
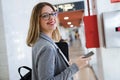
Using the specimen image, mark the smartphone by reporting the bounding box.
[83,51,94,58]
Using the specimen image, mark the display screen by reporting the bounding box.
[116,27,120,32]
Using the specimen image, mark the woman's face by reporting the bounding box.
[40,5,57,33]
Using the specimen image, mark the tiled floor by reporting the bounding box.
[69,40,97,80]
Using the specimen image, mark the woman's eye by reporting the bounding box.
[42,14,49,18]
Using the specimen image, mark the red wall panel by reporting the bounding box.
[83,15,100,48]
[111,0,120,3]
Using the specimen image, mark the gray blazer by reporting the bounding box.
[32,33,79,80]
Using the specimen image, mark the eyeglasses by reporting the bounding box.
[40,12,57,20]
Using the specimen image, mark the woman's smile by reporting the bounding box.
[47,20,56,25]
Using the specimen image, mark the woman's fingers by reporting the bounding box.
[75,56,91,69]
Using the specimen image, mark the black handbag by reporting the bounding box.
[18,66,32,80]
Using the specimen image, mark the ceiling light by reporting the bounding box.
[64,17,69,20]
[64,4,74,11]
[67,22,71,25]
[70,25,74,27]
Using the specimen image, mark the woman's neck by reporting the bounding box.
[42,31,52,39]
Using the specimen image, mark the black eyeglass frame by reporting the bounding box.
[40,11,58,20]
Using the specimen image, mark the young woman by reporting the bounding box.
[26,2,90,80]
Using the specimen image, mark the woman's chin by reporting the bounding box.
[49,25,56,30]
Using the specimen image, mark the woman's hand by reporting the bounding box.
[74,56,91,69]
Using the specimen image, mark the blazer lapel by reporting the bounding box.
[57,48,69,66]
[40,33,69,66]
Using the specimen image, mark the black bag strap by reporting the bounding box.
[18,66,32,78]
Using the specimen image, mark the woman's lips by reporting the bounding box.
[47,21,56,25]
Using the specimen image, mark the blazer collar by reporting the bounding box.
[40,33,58,48]
[40,33,69,65]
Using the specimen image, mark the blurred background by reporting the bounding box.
[0,0,120,80]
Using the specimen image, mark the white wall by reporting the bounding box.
[0,0,9,80]
[1,0,38,80]
[84,0,120,80]
[95,0,120,80]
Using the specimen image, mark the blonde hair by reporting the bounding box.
[26,2,60,47]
